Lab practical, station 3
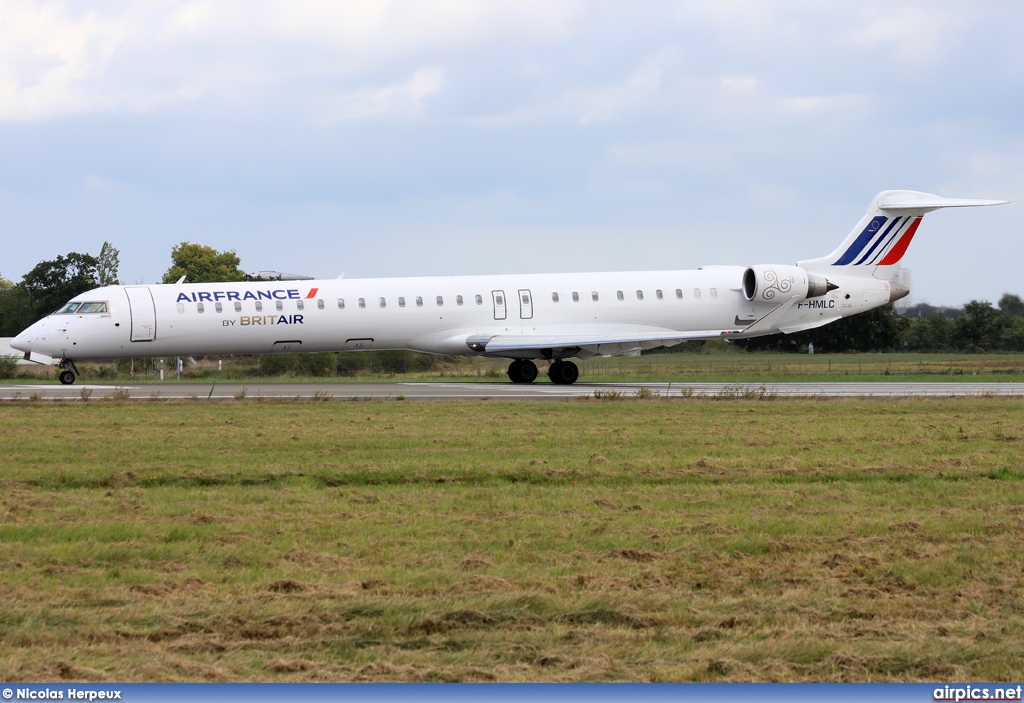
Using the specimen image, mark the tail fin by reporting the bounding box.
[799,190,1009,279]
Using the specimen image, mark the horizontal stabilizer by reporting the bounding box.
[878,194,1011,211]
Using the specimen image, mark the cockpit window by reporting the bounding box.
[56,301,107,314]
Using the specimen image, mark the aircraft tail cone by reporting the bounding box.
[889,281,910,304]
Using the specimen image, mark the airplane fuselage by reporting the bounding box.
[12,267,887,362]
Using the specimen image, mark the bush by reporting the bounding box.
[257,352,336,377]
[371,350,416,375]
[336,352,368,377]
[0,355,18,380]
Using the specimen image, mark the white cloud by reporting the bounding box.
[775,93,868,116]
[0,0,584,122]
[314,67,444,124]
[841,6,959,64]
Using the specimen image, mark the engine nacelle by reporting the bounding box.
[742,265,833,303]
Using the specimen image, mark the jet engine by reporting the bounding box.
[742,265,835,303]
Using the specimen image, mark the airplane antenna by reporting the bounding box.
[337,271,346,279]
[175,276,186,284]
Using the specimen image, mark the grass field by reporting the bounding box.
[7,351,1024,384]
[2,397,1023,682]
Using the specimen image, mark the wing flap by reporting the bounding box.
[466,328,743,356]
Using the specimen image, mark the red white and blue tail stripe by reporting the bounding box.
[831,215,923,267]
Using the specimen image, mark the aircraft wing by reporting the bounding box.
[463,295,804,357]
[465,328,742,358]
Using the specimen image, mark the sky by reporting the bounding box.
[1,0,1021,307]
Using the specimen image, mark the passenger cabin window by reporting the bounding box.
[337,299,344,309]
[215,302,223,313]
[234,302,242,312]
[693,288,701,299]
[475,294,483,305]
[379,297,386,308]
[398,297,406,308]
[317,299,324,310]
[675,289,683,299]
[656,289,663,300]
[616,291,624,301]
[636,290,644,301]
[710,288,718,299]
[296,300,304,310]
[552,292,559,303]
[456,295,464,305]
[572,292,579,302]
[177,303,184,314]
[358,298,366,308]
[256,301,263,312]
[592,291,599,302]
[416,296,423,307]
[522,293,530,304]
[436,295,444,306]
[197,303,205,313]
[276,300,284,311]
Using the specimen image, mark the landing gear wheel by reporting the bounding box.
[548,360,579,385]
[59,370,76,385]
[507,359,538,384]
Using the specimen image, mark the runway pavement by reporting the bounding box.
[1,380,1023,400]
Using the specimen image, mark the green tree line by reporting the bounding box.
[734,294,1024,353]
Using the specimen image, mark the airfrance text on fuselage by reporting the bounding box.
[176,289,312,303]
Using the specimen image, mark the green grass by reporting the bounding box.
[1,398,1024,681]
[8,351,1024,384]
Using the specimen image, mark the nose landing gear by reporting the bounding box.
[58,359,79,385]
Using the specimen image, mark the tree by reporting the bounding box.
[97,241,120,286]
[20,252,99,320]
[998,293,1024,318]
[905,314,955,352]
[162,243,246,284]
[954,300,1003,351]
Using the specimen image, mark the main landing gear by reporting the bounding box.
[507,359,539,384]
[547,360,579,385]
[505,359,580,385]
[58,359,79,385]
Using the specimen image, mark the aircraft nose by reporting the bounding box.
[10,330,31,353]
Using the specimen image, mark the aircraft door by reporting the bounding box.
[492,290,507,320]
[518,289,533,319]
[124,287,157,342]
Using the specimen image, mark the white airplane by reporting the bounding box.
[11,190,1009,386]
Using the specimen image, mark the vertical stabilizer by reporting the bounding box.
[798,190,1009,280]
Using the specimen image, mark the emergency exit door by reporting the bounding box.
[518,289,533,319]
[492,290,506,320]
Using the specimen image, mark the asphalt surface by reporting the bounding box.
[1,381,1023,400]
